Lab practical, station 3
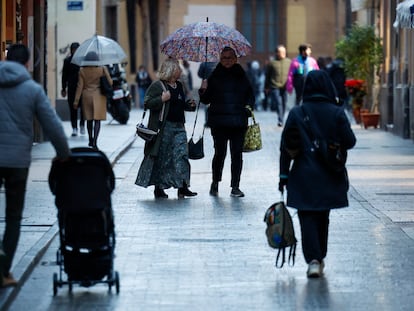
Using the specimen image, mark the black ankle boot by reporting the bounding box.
[178,186,197,198]
[154,187,168,199]
[209,182,218,196]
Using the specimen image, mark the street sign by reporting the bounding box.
[67,1,83,11]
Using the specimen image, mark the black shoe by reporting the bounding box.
[178,187,197,198]
[230,187,245,197]
[209,182,218,196]
[154,188,168,199]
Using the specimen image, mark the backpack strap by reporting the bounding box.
[275,244,296,268]
[288,244,296,267]
[275,248,286,268]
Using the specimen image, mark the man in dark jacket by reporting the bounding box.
[279,70,356,278]
[199,47,254,197]
[0,44,70,287]
[61,42,84,136]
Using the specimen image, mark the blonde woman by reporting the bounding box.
[135,58,197,199]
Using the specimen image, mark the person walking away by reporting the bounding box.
[0,44,70,287]
[199,46,255,197]
[73,51,112,150]
[265,44,291,126]
[326,58,347,107]
[135,65,152,109]
[61,42,85,136]
[286,43,319,106]
[279,70,356,278]
[246,60,264,111]
[135,58,197,199]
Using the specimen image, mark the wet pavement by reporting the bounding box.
[1,106,414,310]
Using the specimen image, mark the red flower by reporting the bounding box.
[345,79,366,99]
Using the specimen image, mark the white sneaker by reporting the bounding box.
[307,259,321,278]
[71,128,78,137]
[80,126,85,135]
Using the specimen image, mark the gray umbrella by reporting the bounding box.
[71,34,127,66]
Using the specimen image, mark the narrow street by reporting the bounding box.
[3,106,414,311]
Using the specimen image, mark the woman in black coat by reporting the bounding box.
[279,70,356,277]
[199,47,254,197]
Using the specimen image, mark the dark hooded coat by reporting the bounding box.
[280,70,356,211]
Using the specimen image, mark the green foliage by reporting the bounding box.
[335,24,383,94]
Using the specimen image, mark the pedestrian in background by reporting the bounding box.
[279,70,356,278]
[246,60,264,111]
[197,61,217,127]
[180,60,193,99]
[73,51,112,150]
[265,44,291,126]
[325,58,347,107]
[135,65,152,109]
[199,46,254,198]
[0,44,70,287]
[61,42,85,137]
[286,43,319,106]
[135,58,197,199]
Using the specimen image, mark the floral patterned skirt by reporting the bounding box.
[135,121,191,189]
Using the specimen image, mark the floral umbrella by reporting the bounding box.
[71,34,127,66]
[160,19,252,63]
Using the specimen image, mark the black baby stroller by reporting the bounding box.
[49,147,120,295]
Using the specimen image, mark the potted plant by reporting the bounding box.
[335,24,383,127]
[344,79,366,124]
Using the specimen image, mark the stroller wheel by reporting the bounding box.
[53,273,58,296]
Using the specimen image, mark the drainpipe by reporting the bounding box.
[126,0,136,74]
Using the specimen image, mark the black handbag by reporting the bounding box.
[188,101,205,160]
[100,75,113,97]
[136,81,166,142]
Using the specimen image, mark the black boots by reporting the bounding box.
[178,183,197,198]
[155,185,197,199]
[209,182,218,196]
[154,187,168,199]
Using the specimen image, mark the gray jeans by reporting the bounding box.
[269,88,286,124]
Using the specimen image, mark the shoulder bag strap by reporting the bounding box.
[300,105,318,146]
[190,101,205,140]
[140,81,166,126]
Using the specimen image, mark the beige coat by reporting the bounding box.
[74,66,112,120]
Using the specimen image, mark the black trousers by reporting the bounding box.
[298,210,330,264]
[210,127,246,188]
[68,87,85,129]
[0,167,29,275]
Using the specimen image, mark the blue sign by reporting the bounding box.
[67,1,83,11]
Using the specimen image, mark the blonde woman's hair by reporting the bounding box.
[158,58,180,81]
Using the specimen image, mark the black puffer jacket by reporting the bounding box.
[199,63,254,128]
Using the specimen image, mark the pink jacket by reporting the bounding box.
[286,56,319,94]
